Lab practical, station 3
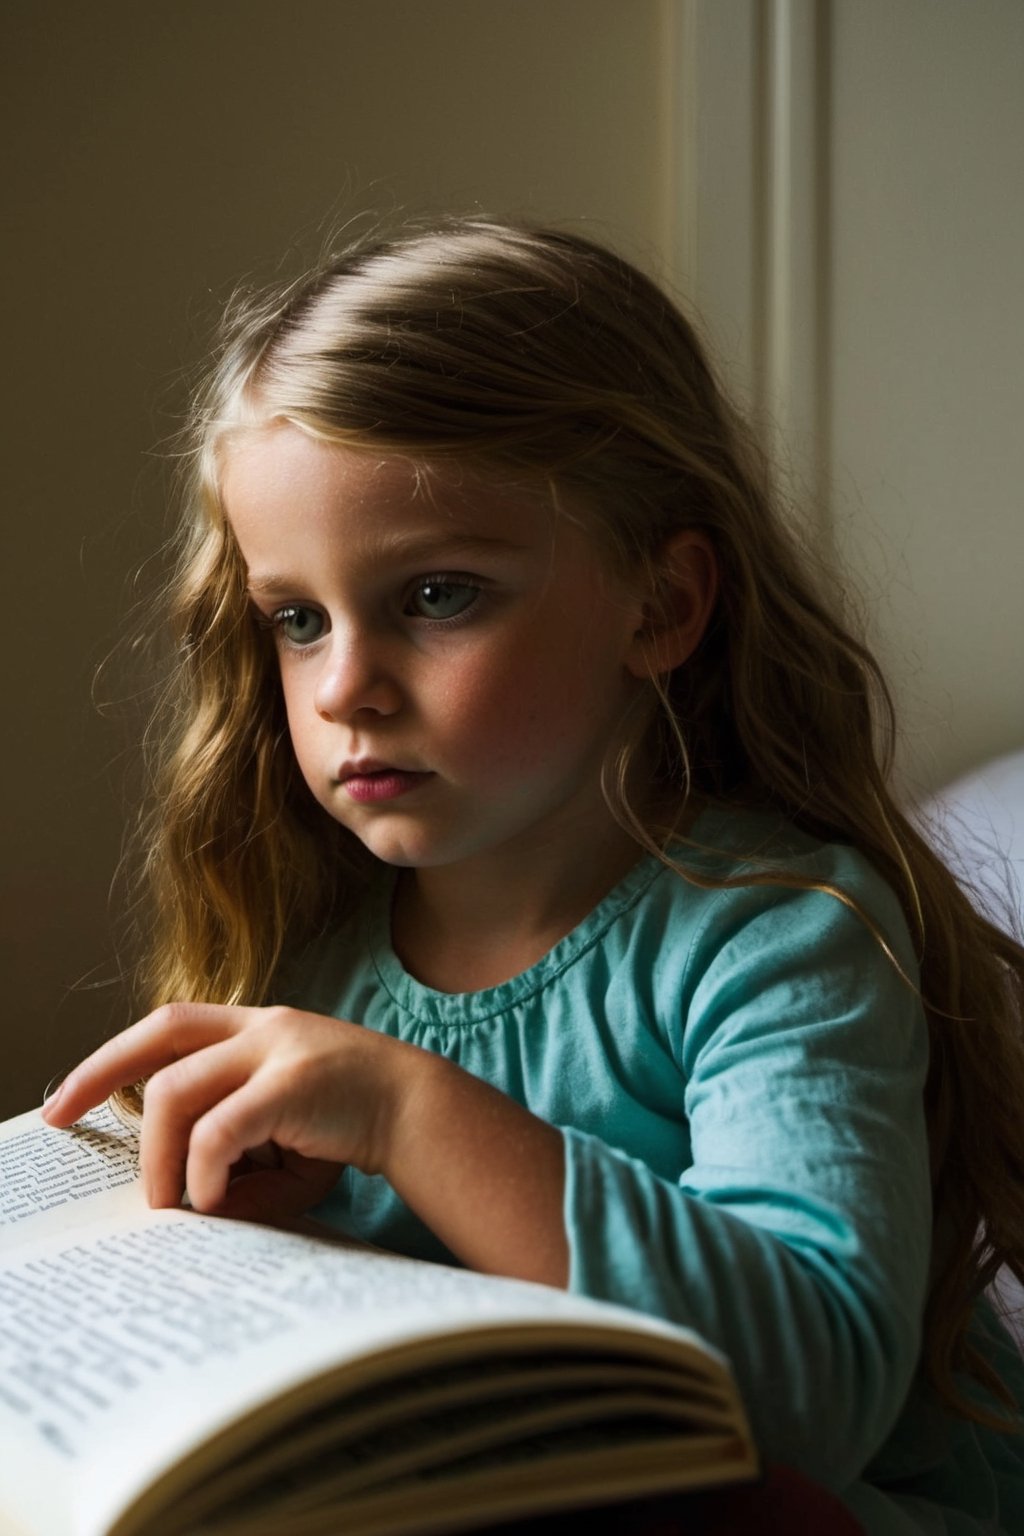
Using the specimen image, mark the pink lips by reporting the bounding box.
[338,762,432,803]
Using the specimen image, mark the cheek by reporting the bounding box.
[435,641,617,771]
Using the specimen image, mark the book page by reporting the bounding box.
[0,1210,724,1536]
[0,1106,144,1249]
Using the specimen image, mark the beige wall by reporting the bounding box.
[5,1,1022,1117]
[686,0,1024,797]
[2,0,669,1116]
[828,0,1024,792]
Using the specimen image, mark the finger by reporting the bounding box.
[139,1036,258,1208]
[181,1079,291,1213]
[41,1004,255,1126]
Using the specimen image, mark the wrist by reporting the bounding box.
[368,1036,451,1184]
[379,1048,569,1286]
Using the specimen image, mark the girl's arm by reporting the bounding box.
[554,867,933,1491]
[41,1004,569,1286]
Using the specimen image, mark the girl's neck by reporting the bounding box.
[390,822,645,994]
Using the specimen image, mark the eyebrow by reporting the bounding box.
[244,532,527,594]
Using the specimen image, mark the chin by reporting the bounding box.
[354,832,446,870]
[362,832,494,873]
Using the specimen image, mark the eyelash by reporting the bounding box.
[402,574,482,624]
[248,605,323,654]
[253,574,484,647]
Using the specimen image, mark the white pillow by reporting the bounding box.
[918,751,1024,1348]
[917,748,1024,937]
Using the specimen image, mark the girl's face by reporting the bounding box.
[221,425,650,880]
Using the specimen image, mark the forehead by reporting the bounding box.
[220,425,424,512]
[218,424,565,557]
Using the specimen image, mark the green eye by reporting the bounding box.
[407,580,478,621]
[274,605,325,645]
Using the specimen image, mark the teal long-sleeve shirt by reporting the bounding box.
[285,809,1024,1532]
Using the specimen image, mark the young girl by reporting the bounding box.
[43,218,1024,1531]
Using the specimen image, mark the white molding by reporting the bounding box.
[756,0,831,532]
[762,0,796,452]
[672,0,832,536]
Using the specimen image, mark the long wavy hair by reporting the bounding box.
[129,217,1024,1425]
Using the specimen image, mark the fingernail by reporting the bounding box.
[41,1083,65,1121]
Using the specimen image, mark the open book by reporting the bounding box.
[0,1104,758,1536]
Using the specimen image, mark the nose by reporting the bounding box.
[313,629,403,722]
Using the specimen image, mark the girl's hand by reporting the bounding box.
[43,1002,570,1285]
[41,1003,423,1223]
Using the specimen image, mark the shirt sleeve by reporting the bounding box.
[561,864,932,1490]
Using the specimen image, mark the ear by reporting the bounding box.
[626,530,718,679]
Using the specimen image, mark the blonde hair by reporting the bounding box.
[131,217,1024,1423]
